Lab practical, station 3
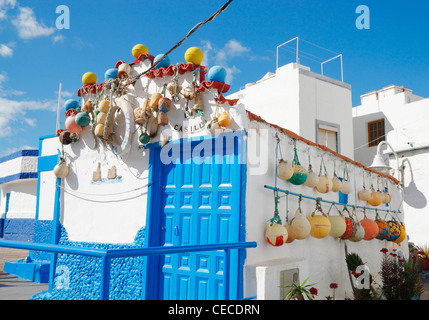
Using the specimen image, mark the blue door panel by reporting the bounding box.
[148,133,246,300]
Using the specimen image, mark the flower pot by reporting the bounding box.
[420,258,429,270]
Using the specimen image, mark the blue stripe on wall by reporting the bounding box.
[37,155,58,172]
[0,149,38,163]
[0,172,38,185]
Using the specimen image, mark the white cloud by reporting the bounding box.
[0,0,17,8]
[23,118,37,127]
[0,0,16,19]
[52,34,64,44]
[0,71,26,96]
[201,39,251,84]
[12,6,55,39]
[55,89,73,98]
[0,97,56,137]
[0,43,13,57]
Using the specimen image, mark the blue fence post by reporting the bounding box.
[49,177,62,292]
[224,249,230,300]
[100,254,111,300]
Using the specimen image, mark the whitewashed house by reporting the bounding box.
[0,149,38,241]
[353,85,429,246]
[18,45,406,301]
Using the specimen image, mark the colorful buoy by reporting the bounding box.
[375,219,390,240]
[184,47,204,65]
[82,72,97,85]
[291,209,311,240]
[132,44,148,58]
[154,54,171,69]
[340,217,357,240]
[207,65,227,83]
[329,215,347,238]
[360,218,379,240]
[65,115,81,134]
[393,224,406,243]
[75,111,91,127]
[64,99,79,111]
[104,68,118,80]
[265,223,288,247]
[288,164,308,186]
[309,213,331,239]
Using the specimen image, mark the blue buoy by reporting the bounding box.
[206,65,227,83]
[75,112,91,127]
[64,99,79,111]
[154,54,171,69]
[105,68,118,80]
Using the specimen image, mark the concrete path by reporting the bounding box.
[0,272,49,300]
[0,247,49,300]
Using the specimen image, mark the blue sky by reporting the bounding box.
[0,0,428,156]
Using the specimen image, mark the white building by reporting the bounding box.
[353,85,429,245]
[229,63,354,159]
[20,46,406,301]
[0,149,38,241]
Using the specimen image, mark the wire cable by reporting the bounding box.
[128,0,233,86]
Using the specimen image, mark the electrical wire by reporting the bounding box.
[128,0,233,86]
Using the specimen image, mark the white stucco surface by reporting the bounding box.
[36,59,408,300]
[228,63,354,159]
[353,85,429,245]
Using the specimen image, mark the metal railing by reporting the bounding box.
[0,239,257,300]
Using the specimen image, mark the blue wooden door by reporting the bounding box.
[146,133,246,300]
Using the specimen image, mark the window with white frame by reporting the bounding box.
[317,123,339,152]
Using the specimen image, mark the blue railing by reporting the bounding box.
[0,239,257,300]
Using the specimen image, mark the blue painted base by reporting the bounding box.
[4,258,50,283]
[32,224,146,300]
[2,218,35,242]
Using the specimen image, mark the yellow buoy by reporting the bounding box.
[98,100,110,113]
[309,213,331,239]
[185,47,204,65]
[82,72,97,85]
[132,44,148,58]
[367,189,383,207]
[393,224,406,244]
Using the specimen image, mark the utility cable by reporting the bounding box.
[128,0,233,86]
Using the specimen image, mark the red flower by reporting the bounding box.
[380,248,388,254]
[309,287,318,296]
[390,253,397,257]
[330,283,338,289]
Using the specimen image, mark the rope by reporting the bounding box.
[56,181,152,198]
[270,134,282,225]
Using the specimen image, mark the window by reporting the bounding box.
[368,119,385,147]
[317,124,339,152]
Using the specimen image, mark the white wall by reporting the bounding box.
[244,120,406,300]
[228,63,354,159]
[44,59,249,244]
[0,180,37,219]
[353,85,429,245]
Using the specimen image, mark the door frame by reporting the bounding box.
[143,132,247,300]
